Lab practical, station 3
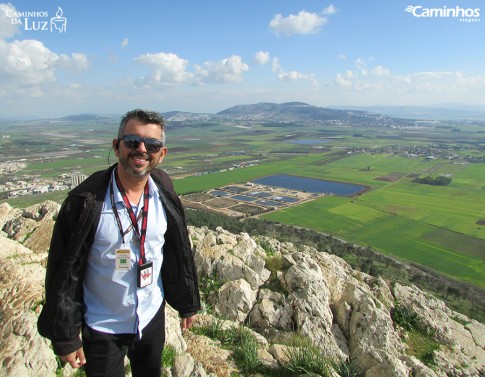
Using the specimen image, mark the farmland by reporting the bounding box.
[1,107,485,290]
[172,150,485,288]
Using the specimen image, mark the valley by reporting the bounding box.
[1,103,485,291]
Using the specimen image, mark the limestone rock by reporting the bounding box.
[248,288,294,330]
[184,331,237,377]
[215,278,257,322]
[0,204,484,377]
[188,226,485,376]
[191,226,270,289]
[2,201,59,244]
[268,344,291,365]
[165,305,187,353]
[0,202,22,230]
[0,233,57,377]
[394,283,485,375]
[172,353,195,377]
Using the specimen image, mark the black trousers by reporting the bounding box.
[82,302,166,377]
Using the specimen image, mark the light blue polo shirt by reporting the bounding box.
[83,171,167,337]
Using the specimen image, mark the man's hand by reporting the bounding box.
[60,348,86,369]
[181,315,196,332]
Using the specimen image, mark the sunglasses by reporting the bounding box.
[120,134,164,154]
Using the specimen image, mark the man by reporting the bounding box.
[38,109,201,377]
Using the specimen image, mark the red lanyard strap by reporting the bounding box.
[110,170,150,265]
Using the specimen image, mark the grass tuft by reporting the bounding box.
[285,334,332,377]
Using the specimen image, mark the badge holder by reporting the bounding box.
[137,261,153,288]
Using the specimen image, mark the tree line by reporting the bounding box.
[413,175,452,186]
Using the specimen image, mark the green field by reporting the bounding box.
[174,152,485,288]
[250,154,485,287]
[262,195,485,287]
[2,118,485,289]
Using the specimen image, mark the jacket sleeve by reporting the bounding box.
[155,172,201,316]
[37,195,93,355]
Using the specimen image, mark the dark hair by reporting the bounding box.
[118,109,166,143]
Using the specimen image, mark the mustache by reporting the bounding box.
[128,151,150,160]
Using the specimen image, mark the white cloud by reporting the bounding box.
[337,58,389,81]
[69,82,82,89]
[272,57,318,86]
[323,4,337,15]
[0,3,20,39]
[254,51,270,65]
[371,65,390,76]
[334,58,485,103]
[0,39,88,86]
[195,55,249,83]
[269,10,328,36]
[335,73,352,88]
[135,52,249,85]
[135,52,193,83]
[121,38,128,48]
[59,52,89,71]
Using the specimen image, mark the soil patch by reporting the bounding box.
[205,197,239,208]
[183,193,213,202]
[375,172,407,182]
[230,204,265,216]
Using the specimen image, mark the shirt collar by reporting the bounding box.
[111,170,157,205]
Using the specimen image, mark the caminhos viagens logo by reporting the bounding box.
[4,6,67,33]
[405,5,480,22]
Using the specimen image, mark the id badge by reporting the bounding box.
[137,261,153,288]
[115,249,131,270]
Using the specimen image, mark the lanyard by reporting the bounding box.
[110,169,149,266]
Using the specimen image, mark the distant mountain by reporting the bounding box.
[330,105,485,120]
[162,111,213,122]
[6,102,485,123]
[56,114,120,122]
[216,102,390,122]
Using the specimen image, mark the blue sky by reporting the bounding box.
[0,0,483,118]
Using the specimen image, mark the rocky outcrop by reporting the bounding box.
[0,204,484,376]
[0,201,59,254]
[188,226,485,377]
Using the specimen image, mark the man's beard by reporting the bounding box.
[118,151,156,178]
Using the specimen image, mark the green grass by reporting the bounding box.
[284,334,332,376]
[198,272,224,314]
[23,157,108,177]
[192,323,262,374]
[406,329,440,367]
[355,177,485,239]
[162,345,177,368]
[391,302,440,367]
[192,322,346,377]
[3,190,69,207]
[261,195,485,288]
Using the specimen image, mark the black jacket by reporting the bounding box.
[37,164,200,356]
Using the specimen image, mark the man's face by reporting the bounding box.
[113,119,167,179]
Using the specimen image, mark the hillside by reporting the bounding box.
[160,101,414,128]
[216,102,389,122]
[330,105,485,121]
[4,102,461,128]
[0,201,484,376]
